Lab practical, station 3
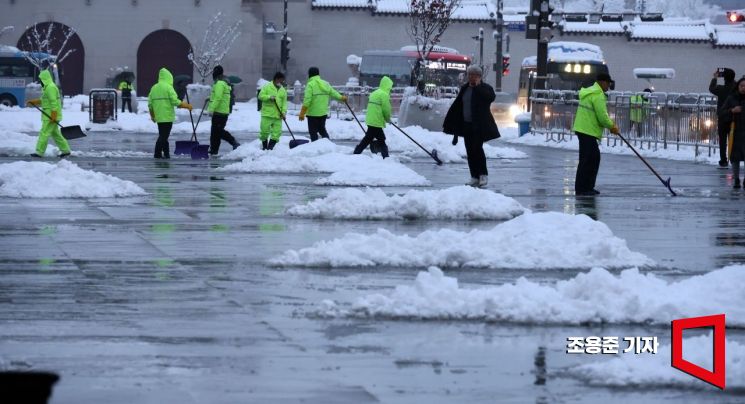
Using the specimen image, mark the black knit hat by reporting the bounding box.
[596,73,613,83]
[212,65,224,80]
[308,66,320,78]
[273,71,285,80]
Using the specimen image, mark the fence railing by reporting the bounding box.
[529,89,720,157]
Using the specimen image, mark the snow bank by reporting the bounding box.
[0,160,146,198]
[221,137,351,160]
[219,142,429,187]
[566,335,745,389]
[0,131,58,157]
[287,186,527,220]
[271,211,652,269]
[322,265,744,326]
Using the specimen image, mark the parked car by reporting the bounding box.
[490,91,520,123]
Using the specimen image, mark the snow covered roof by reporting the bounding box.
[312,0,498,21]
[558,18,745,47]
[522,41,605,67]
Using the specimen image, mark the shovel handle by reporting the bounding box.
[272,98,295,140]
[30,104,64,129]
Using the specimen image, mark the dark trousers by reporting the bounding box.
[718,121,729,164]
[155,122,173,158]
[463,123,487,178]
[307,115,329,141]
[121,96,132,113]
[575,132,601,192]
[354,126,388,158]
[209,113,238,154]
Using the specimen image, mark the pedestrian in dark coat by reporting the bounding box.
[442,65,500,188]
[719,77,745,188]
[710,68,737,167]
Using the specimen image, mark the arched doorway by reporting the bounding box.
[137,29,192,93]
[17,22,85,96]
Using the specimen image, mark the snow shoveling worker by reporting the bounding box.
[299,66,347,141]
[27,69,71,158]
[443,65,500,188]
[258,71,287,150]
[208,65,240,155]
[148,67,192,159]
[720,77,745,189]
[572,72,620,196]
[353,75,392,158]
[710,68,737,168]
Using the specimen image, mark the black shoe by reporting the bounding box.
[735,180,741,189]
[30,153,42,158]
[261,140,268,150]
[232,142,241,150]
[267,140,277,150]
[576,190,596,196]
[154,155,163,159]
[719,160,729,168]
[58,152,71,158]
[592,189,600,195]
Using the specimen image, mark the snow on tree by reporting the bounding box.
[645,0,722,20]
[188,12,242,83]
[407,0,462,91]
[19,22,77,69]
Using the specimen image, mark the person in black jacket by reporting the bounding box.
[720,77,745,188]
[710,68,737,167]
[443,65,500,188]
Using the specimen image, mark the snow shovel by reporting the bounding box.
[189,99,211,159]
[273,98,308,149]
[30,104,86,139]
[616,132,676,196]
[174,94,203,155]
[389,122,443,165]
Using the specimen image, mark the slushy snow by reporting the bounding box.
[322,265,744,326]
[0,160,146,198]
[565,335,745,389]
[219,142,430,187]
[287,186,527,220]
[0,131,58,157]
[271,211,652,269]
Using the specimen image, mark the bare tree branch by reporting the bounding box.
[188,12,243,83]
[407,0,462,91]
[21,22,77,70]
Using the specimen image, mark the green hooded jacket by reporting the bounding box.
[365,76,393,128]
[629,94,649,123]
[303,75,342,117]
[572,82,615,139]
[258,81,287,119]
[147,68,181,123]
[39,70,61,123]
[208,79,231,115]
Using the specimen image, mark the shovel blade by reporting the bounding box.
[174,141,199,155]
[190,145,210,160]
[289,139,309,149]
[61,126,86,140]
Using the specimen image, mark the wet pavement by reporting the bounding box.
[1,130,744,403]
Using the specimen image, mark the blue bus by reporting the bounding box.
[0,45,60,107]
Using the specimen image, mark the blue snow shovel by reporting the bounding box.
[174,94,204,155]
[274,98,308,149]
[30,104,86,139]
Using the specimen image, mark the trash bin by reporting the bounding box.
[515,113,531,137]
[89,89,117,124]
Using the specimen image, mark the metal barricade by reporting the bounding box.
[528,90,720,158]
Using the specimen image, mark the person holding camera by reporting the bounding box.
[710,68,737,168]
[720,77,745,188]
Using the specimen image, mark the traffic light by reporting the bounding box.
[502,55,510,76]
[281,37,291,61]
[727,10,745,23]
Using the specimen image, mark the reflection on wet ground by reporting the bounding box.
[1,132,744,402]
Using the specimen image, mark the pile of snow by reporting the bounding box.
[0,131,58,157]
[321,265,744,325]
[270,211,652,269]
[0,160,146,198]
[566,335,745,389]
[332,124,528,163]
[219,140,429,187]
[287,186,527,220]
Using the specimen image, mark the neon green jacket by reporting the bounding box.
[365,76,393,128]
[258,82,287,119]
[118,81,133,92]
[147,68,181,123]
[39,70,61,124]
[630,94,649,123]
[572,82,615,139]
[303,75,342,117]
[208,79,231,115]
